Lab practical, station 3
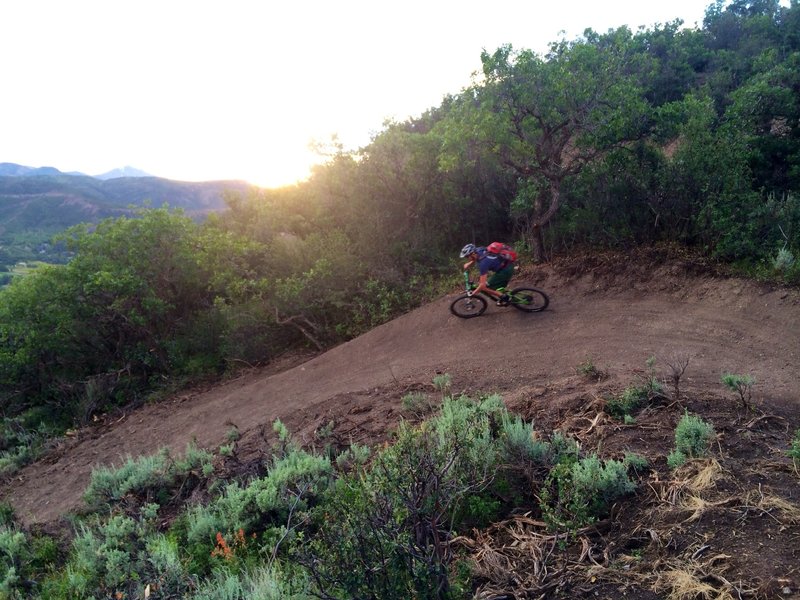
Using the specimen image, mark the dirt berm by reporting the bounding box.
[4,250,799,531]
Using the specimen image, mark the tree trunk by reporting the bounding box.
[528,180,561,263]
[530,224,546,263]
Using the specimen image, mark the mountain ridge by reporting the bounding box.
[0,162,257,268]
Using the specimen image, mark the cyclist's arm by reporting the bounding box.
[472,273,501,299]
[462,258,476,270]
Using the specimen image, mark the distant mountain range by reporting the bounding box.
[0,162,153,179]
[0,161,254,223]
[0,162,257,266]
[94,165,153,180]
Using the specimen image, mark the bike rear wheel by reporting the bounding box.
[450,294,487,318]
[508,287,549,312]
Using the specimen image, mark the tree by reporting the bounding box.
[442,34,649,261]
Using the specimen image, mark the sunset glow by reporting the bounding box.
[0,0,726,187]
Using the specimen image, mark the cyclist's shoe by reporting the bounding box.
[496,293,510,306]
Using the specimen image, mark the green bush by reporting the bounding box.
[335,443,371,472]
[0,503,14,527]
[42,511,196,600]
[401,390,436,418]
[606,358,665,419]
[622,452,649,474]
[576,356,605,380]
[606,385,648,419]
[572,456,636,507]
[771,248,800,283]
[191,564,311,600]
[674,412,715,460]
[176,435,333,574]
[721,373,755,409]
[667,449,687,469]
[84,452,170,505]
[432,373,452,394]
[499,413,549,465]
[304,395,505,598]
[0,416,56,478]
[788,429,800,464]
[0,525,29,597]
[83,442,213,507]
[540,454,636,531]
[548,431,580,465]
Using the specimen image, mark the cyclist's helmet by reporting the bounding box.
[460,243,477,258]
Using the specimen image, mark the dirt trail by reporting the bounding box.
[4,256,800,524]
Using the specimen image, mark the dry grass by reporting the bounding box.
[455,515,559,594]
[678,494,737,523]
[654,567,737,600]
[744,489,800,525]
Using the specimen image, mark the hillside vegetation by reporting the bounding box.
[0,170,253,273]
[1,1,800,598]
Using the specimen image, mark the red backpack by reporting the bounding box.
[486,242,517,263]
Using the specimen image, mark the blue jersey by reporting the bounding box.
[475,248,507,275]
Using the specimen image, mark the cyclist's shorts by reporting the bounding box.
[487,264,514,290]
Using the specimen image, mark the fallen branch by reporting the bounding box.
[274,308,324,351]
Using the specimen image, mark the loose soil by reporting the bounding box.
[3,247,800,599]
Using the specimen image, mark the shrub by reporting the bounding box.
[0,416,55,478]
[665,354,691,402]
[772,247,796,272]
[674,412,715,459]
[500,413,549,463]
[304,395,504,598]
[1,525,30,597]
[335,443,371,472]
[0,502,14,527]
[44,511,194,600]
[606,358,665,419]
[576,356,605,380]
[226,426,241,442]
[667,449,687,469]
[721,373,755,409]
[146,534,193,595]
[179,439,333,575]
[623,452,649,474]
[606,385,649,419]
[432,372,452,396]
[549,431,580,465]
[191,564,310,600]
[83,442,213,507]
[540,452,636,532]
[789,429,800,465]
[83,452,170,505]
[771,247,800,282]
[401,390,436,418]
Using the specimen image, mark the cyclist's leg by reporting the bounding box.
[487,265,514,304]
[487,265,514,291]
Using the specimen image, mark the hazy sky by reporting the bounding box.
[2,1,719,187]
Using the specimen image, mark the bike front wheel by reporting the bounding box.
[508,287,549,312]
[450,294,488,318]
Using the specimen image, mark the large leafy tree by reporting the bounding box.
[442,33,649,261]
[0,208,259,418]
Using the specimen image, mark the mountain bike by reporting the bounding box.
[450,272,549,319]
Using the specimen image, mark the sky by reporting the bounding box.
[2,1,721,188]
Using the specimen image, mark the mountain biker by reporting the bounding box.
[460,243,514,305]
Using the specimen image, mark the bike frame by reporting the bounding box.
[452,271,549,318]
[463,271,507,298]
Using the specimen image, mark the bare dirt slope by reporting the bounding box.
[4,251,800,526]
